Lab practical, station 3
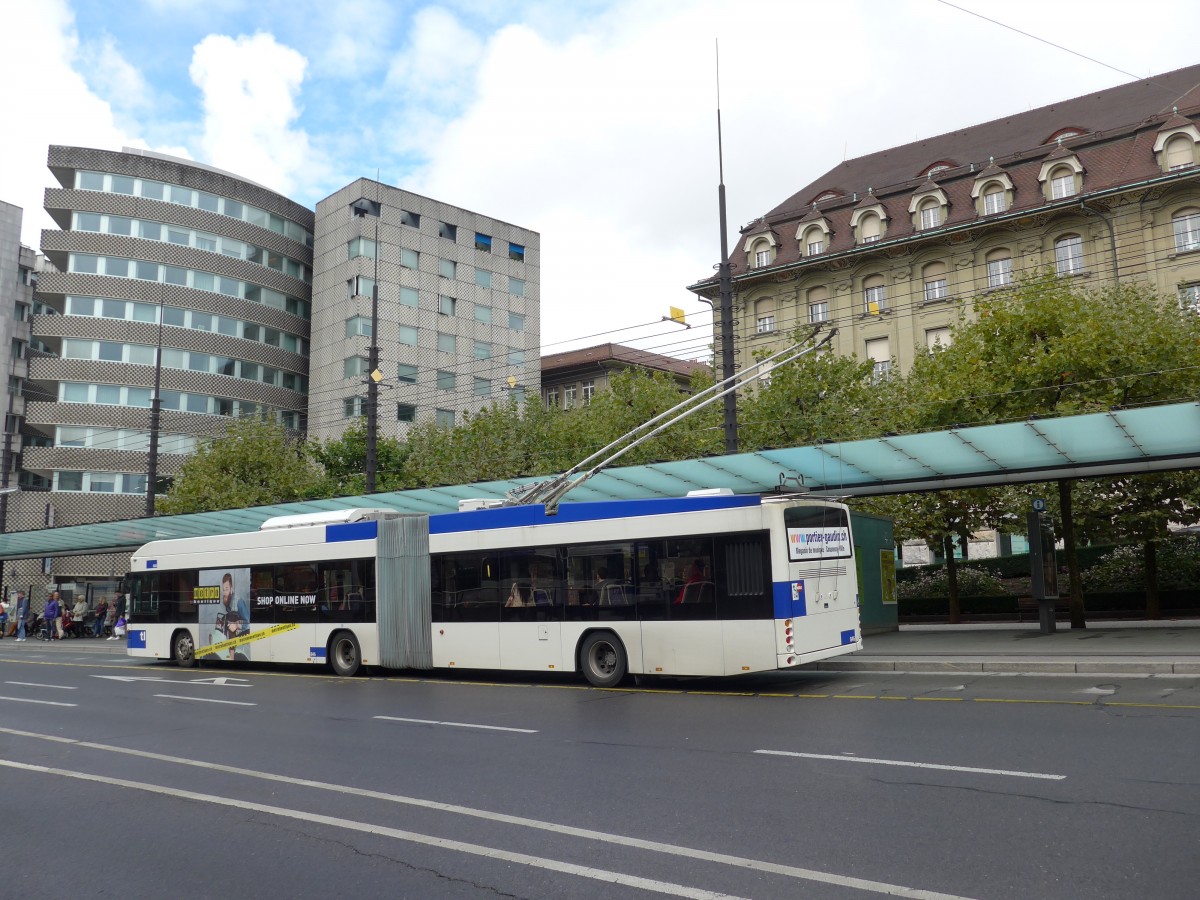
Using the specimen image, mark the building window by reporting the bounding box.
[348,275,376,298]
[347,237,376,259]
[1180,284,1200,311]
[754,248,770,268]
[397,364,418,384]
[436,409,455,428]
[438,332,456,353]
[474,341,492,360]
[475,269,492,288]
[399,209,420,228]
[1050,169,1076,200]
[343,396,365,418]
[865,338,891,382]
[399,286,418,307]
[808,301,829,323]
[509,242,525,261]
[474,377,491,397]
[438,222,457,241]
[1173,209,1200,253]
[1055,235,1084,275]
[926,327,952,349]
[986,252,1013,288]
[509,312,525,331]
[857,212,882,244]
[345,316,372,338]
[755,297,776,334]
[922,262,948,302]
[344,356,368,377]
[807,239,824,255]
[509,277,525,296]
[398,325,417,346]
[473,305,492,324]
[983,187,1007,215]
[1165,135,1195,171]
[919,202,942,230]
[437,370,456,390]
[397,403,416,422]
[438,295,456,316]
[582,380,595,404]
[564,385,577,407]
[439,258,456,279]
[545,388,560,409]
[475,233,492,252]
[508,348,525,366]
[401,248,419,269]
[863,278,887,314]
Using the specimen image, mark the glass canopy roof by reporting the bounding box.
[1,401,1196,560]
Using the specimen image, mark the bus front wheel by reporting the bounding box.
[580,631,626,688]
[173,630,196,668]
[330,631,361,677]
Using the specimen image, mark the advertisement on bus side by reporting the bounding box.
[196,567,252,661]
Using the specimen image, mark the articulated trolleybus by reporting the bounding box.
[126,493,861,686]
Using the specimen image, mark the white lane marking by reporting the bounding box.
[0,696,77,707]
[5,681,77,690]
[0,760,748,900]
[153,694,256,707]
[0,726,974,900]
[374,715,537,734]
[754,750,1065,781]
[92,675,250,687]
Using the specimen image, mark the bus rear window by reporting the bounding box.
[783,506,852,562]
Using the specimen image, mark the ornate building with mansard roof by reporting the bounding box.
[689,63,1200,383]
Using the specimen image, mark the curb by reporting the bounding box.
[803,660,1200,675]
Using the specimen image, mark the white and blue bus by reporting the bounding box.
[125,493,861,686]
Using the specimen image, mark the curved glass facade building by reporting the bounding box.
[24,145,312,530]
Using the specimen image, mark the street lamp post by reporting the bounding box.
[352,196,382,493]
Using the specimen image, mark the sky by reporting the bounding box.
[2,0,1200,364]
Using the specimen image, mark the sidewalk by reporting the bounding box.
[809,620,1200,675]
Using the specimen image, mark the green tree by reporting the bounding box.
[1073,472,1200,618]
[739,332,893,448]
[307,419,410,496]
[158,418,325,515]
[900,275,1200,626]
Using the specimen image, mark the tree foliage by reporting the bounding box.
[158,418,325,515]
[307,420,410,496]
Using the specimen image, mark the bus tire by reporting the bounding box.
[330,631,361,677]
[173,629,196,668]
[579,631,627,688]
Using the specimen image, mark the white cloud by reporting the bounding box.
[386,7,485,106]
[79,34,153,115]
[189,32,326,197]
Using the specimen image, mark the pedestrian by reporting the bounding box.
[71,596,89,638]
[107,593,126,640]
[43,592,62,640]
[0,597,7,639]
[92,596,109,638]
[14,591,29,641]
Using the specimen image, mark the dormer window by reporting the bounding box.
[851,200,888,246]
[919,200,942,230]
[1154,124,1200,173]
[983,186,1007,214]
[1039,154,1084,202]
[815,192,840,203]
[755,248,771,267]
[797,222,829,257]
[1050,168,1076,199]
[746,234,777,269]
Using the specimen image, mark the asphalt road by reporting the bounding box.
[2,640,1198,899]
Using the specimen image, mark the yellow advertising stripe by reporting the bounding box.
[974,698,1092,706]
[195,622,298,659]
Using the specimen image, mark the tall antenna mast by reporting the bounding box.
[715,40,738,453]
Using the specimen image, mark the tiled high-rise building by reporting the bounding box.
[308,179,539,440]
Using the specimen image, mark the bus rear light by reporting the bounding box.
[784,619,792,627]
[786,656,795,665]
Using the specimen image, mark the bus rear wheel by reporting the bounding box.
[580,631,626,688]
[330,631,361,677]
[173,630,196,668]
